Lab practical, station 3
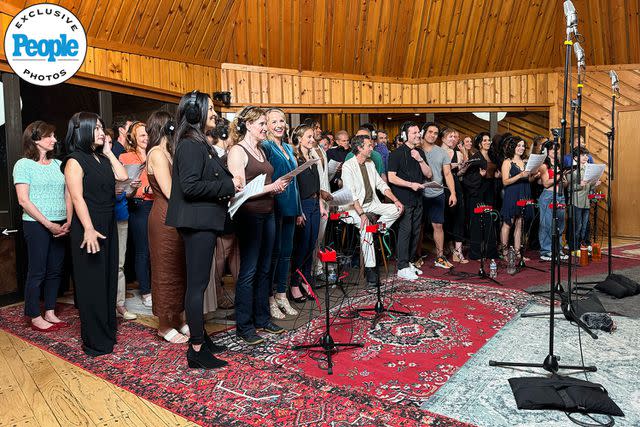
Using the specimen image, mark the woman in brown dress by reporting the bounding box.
[146,111,188,343]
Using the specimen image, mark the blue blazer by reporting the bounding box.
[262,140,301,217]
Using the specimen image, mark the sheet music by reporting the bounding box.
[115,164,144,194]
[329,187,354,206]
[525,154,546,172]
[228,174,266,218]
[282,158,320,179]
[327,159,341,180]
[583,163,605,184]
[423,181,444,189]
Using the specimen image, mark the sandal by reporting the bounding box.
[452,249,469,264]
[158,328,189,344]
[179,324,191,337]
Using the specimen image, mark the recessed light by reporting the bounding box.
[414,113,420,116]
[386,116,392,120]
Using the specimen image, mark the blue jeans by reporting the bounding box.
[23,220,66,318]
[573,206,590,248]
[538,190,565,256]
[293,199,321,287]
[270,210,296,294]
[234,211,275,337]
[128,199,152,295]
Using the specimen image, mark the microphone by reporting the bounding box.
[563,0,578,38]
[610,70,620,94]
[573,42,586,74]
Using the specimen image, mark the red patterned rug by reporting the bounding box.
[0,285,477,427]
[218,279,533,407]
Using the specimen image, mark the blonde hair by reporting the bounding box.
[229,106,267,145]
[265,108,287,142]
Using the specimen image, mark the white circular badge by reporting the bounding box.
[4,4,87,86]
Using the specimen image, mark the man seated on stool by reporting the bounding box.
[342,134,403,287]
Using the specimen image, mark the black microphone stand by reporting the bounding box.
[292,253,363,375]
[352,226,411,329]
[516,201,546,273]
[489,33,597,373]
[477,208,502,286]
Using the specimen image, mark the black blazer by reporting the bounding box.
[165,137,235,231]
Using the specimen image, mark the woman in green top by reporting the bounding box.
[13,121,72,332]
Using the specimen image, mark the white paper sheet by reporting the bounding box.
[525,154,546,172]
[327,159,341,180]
[583,163,606,184]
[228,174,266,218]
[115,164,144,194]
[329,187,354,206]
[282,158,320,179]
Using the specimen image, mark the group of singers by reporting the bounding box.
[13,90,600,369]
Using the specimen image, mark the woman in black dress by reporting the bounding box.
[62,112,128,356]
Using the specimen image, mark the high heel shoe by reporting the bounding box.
[452,249,469,264]
[203,332,227,354]
[187,345,228,369]
[269,297,286,319]
[30,322,60,332]
[275,295,299,316]
[287,286,307,303]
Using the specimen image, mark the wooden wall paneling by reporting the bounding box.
[416,0,443,78]
[282,74,293,104]
[501,76,510,103]
[313,77,324,104]
[299,0,314,70]
[428,83,439,104]
[510,75,521,103]
[353,80,362,104]
[373,82,384,104]
[404,0,427,78]
[141,0,174,48]
[512,0,543,71]
[343,77,353,105]
[231,0,248,64]
[260,72,270,104]
[328,0,347,73]
[249,72,261,103]
[439,82,446,105]
[85,0,110,39]
[292,75,301,104]
[203,0,238,60]
[527,74,537,104]
[456,80,467,104]
[265,0,281,67]
[312,0,326,71]
[455,0,484,76]
[359,0,382,76]
[128,53,141,84]
[322,78,331,104]
[482,78,494,104]
[474,78,483,103]
[418,84,428,104]
[445,0,473,77]
[445,81,455,104]
[388,0,415,77]
[81,46,95,75]
[300,76,313,104]
[235,70,250,103]
[390,83,401,104]
[401,84,412,105]
[361,82,373,105]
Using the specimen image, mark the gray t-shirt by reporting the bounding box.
[422,145,450,198]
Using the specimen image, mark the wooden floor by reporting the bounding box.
[1,237,638,427]
[0,312,227,427]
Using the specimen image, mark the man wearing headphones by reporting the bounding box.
[388,122,432,280]
[344,125,387,182]
[421,122,457,269]
[342,134,403,286]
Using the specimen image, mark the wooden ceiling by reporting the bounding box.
[3,0,639,79]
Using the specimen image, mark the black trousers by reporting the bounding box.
[396,202,423,269]
[70,213,118,357]
[179,228,218,345]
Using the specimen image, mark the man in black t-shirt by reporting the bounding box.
[326,130,350,190]
[388,122,432,280]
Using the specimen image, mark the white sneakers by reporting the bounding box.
[398,267,419,281]
[409,262,422,275]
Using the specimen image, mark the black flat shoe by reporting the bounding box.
[203,332,227,354]
[187,345,228,369]
[288,286,307,303]
[257,322,285,334]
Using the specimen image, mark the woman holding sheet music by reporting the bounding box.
[166,91,234,369]
[261,108,302,318]
[227,106,290,346]
[291,124,328,301]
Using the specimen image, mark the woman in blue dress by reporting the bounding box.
[499,136,540,260]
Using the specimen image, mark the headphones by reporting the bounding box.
[163,120,176,136]
[361,123,377,140]
[184,91,200,125]
[235,106,257,134]
[400,121,412,143]
[289,123,304,146]
[31,127,40,142]
[420,122,435,139]
[214,118,230,140]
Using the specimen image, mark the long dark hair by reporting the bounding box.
[503,135,525,160]
[23,120,56,161]
[146,111,175,157]
[63,112,104,155]
[174,91,210,152]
